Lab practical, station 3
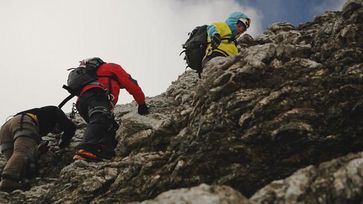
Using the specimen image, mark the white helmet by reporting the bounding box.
[238,17,251,29]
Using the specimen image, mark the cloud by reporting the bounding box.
[0,0,261,122]
[172,0,263,35]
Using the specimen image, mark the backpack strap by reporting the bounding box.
[220,33,235,43]
[213,34,236,57]
[97,74,122,101]
[59,73,120,109]
[215,48,229,57]
[58,92,76,109]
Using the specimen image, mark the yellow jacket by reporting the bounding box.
[206,22,238,57]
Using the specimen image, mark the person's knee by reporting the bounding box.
[88,106,113,124]
[13,136,37,156]
[13,128,40,142]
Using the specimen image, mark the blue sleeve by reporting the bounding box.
[207,24,218,37]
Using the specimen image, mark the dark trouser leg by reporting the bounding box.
[76,89,118,156]
[1,115,39,173]
[2,136,36,179]
[0,115,39,191]
[0,119,15,159]
[99,120,119,149]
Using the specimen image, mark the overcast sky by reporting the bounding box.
[0,0,345,122]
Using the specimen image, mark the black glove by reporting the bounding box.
[58,137,71,149]
[112,120,120,132]
[211,34,221,49]
[37,140,49,155]
[138,103,149,115]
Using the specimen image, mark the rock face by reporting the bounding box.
[251,152,363,204]
[134,183,250,204]
[0,0,363,203]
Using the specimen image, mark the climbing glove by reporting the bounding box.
[211,34,221,49]
[138,103,149,115]
[37,140,49,155]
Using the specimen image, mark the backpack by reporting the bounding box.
[58,57,105,109]
[180,25,208,78]
[64,58,105,95]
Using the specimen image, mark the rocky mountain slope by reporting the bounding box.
[0,0,362,203]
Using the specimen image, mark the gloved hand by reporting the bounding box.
[37,140,49,155]
[58,137,71,149]
[211,34,221,49]
[112,120,120,132]
[138,103,149,115]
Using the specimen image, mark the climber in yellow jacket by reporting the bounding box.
[204,12,251,63]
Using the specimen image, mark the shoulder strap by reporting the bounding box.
[215,22,235,43]
[215,48,229,57]
[220,35,235,42]
[97,74,122,101]
[58,92,75,109]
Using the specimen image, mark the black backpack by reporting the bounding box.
[64,57,105,95]
[180,25,208,78]
[58,57,105,109]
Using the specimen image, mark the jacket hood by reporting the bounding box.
[225,12,249,36]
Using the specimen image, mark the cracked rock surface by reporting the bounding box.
[1,0,363,203]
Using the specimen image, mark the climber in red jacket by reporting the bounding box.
[73,57,149,162]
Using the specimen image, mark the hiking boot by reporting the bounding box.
[96,149,115,160]
[97,144,116,160]
[73,149,102,162]
[0,178,22,192]
[73,154,86,161]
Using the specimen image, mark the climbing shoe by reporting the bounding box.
[96,145,115,160]
[73,149,102,162]
[0,177,22,192]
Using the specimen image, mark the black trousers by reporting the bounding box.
[76,88,119,153]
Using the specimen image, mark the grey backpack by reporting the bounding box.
[64,57,105,95]
[59,57,105,109]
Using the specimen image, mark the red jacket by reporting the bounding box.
[79,63,145,106]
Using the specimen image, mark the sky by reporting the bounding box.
[0,0,346,122]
